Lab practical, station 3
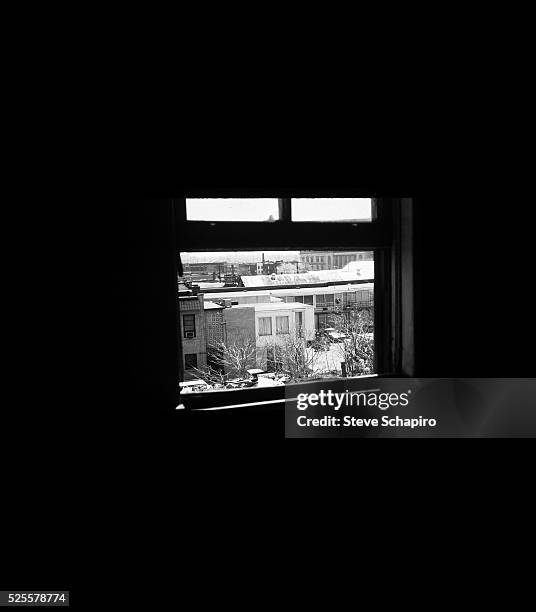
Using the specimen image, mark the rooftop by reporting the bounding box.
[203,301,224,310]
[203,284,374,300]
[240,265,374,287]
[231,302,315,311]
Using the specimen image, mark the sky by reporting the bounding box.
[182,251,300,263]
[185,198,372,222]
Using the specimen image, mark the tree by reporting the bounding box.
[191,334,258,385]
[329,309,374,376]
[264,331,322,381]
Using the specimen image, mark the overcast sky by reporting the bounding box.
[182,251,301,263]
[186,198,371,222]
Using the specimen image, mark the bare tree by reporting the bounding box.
[264,332,322,381]
[329,309,374,376]
[191,334,258,385]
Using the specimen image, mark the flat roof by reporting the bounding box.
[204,284,374,299]
[230,302,315,311]
[203,301,224,310]
[241,266,374,287]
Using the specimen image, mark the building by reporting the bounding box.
[203,264,374,331]
[223,302,315,371]
[300,250,373,271]
[178,279,208,379]
[204,284,373,331]
[256,260,280,275]
[239,263,374,288]
[237,263,257,276]
[204,301,226,345]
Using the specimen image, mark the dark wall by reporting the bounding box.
[126,199,180,410]
[413,196,535,377]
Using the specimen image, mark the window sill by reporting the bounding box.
[179,372,406,411]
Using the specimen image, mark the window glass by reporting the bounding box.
[185,354,198,369]
[183,315,196,337]
[258,317,272,336]
[276,316,290,335]
[292,198,372,222]
[186,198,279,222]
[179,248,375,393]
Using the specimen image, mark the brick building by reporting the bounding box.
[300,250,373,271]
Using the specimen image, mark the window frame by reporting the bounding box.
[175,195,414,410]
[182,314,196,338]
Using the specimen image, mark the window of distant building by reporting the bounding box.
[259,317,272,336]
[276,316,290,334]
[185,354,198,369]
[183,314,196,338]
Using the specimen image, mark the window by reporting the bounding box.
[185,354,198,370]
[295,311,303,332]
[183,315,196,338]
[316,313,331,329]
[317,294,334,307]
[345,292,357,305]
[176,196,412,405]
[259,317,272,336]
[276,316,289,335]
[357,290,370,304]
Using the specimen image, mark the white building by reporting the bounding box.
[225,302,315,371]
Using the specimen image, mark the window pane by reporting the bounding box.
[259,317,272,336]
[276,316,289,334]
[179,249,375,393]
[183,314,196,337]
[186,198,279,222]
[185,354,198,370]
[291,198,372,222]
